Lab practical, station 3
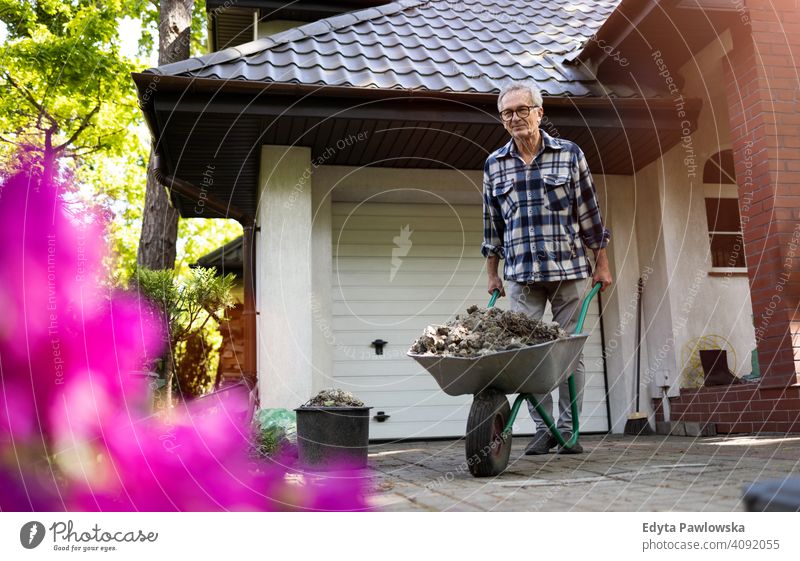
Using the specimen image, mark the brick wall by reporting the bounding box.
[654,384,800,434]
[673,1,800,433]
[724,0,800,390]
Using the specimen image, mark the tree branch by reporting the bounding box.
[54,103,100,153]
[64,145,107,158]
[63,128,126,159]
[2,71,58,128]
[0,135,25,146]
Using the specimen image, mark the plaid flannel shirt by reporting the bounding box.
[482,129,610,282]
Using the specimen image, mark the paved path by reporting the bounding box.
[366,434,800,511]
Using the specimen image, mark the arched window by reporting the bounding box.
[703,150,736,184]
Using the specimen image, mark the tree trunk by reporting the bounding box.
[137,152,179,270]
[136,0,194,271]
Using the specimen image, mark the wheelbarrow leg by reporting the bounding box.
[523,375,580,449]
[505,383,579,450]
[465,389,512,477]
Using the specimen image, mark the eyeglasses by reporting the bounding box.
[500,105,539,122]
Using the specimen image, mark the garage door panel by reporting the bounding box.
[335,230,483,247]
[336,361,439,376]
[333,300,497,317]
[332,202,609,439]
[336,374,453,392]
[332,288,488,305]
[335,257,486,273]
[373,403,473,423]
[333,315,464,331]
[333,215,482,232]
[340,390,474,408]
[367,421,469,440]
[334,244,481,258]
[334,275,487,289]
[334,202,481,218]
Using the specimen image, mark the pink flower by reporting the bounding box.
[1,165,370,512]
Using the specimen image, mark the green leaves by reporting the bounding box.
[134,266,236,346]
[1,1,239,286]
[0,0,137,175]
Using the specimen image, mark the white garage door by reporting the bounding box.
[332,201,609,440]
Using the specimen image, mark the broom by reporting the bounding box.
[625,277,652,435]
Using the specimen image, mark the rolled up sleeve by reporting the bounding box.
[481,163,505,258]
[573,147,610,250]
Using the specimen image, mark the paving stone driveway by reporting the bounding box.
[366,434,800,511]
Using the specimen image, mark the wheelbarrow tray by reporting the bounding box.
[408,334,589,397]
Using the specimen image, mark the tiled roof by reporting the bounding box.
[146,0,639,97]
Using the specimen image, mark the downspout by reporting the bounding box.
[150,152,259,410]
[240,223,258,408]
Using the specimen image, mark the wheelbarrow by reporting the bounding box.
[408,282,601,477]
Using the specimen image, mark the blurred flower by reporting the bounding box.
[0,165,371,512]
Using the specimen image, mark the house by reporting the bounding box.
[134,0,800,438]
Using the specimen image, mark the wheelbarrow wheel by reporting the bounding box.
[465,389,512,477]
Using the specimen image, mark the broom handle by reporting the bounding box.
[635,277,643,411]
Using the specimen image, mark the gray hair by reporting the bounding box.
[497,80,543,111]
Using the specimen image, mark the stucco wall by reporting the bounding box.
[632,31,757,414]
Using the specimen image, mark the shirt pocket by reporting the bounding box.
[543,174,570,212]
[493,179,518,220]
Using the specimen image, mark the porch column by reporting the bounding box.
[724,1,800,388]
[256,145,314,408]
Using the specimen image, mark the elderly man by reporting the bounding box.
[482,80,613,455]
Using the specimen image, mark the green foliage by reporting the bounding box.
[0,0,139,176]
[135,266,235,398]
[0,1,245,287]
[176,327,221,398]
[135,266,235,345]
[253,409,297,457]
[0,0,240,399]
[175,218,243,279]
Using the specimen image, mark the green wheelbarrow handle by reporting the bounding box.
[491,282,603,449]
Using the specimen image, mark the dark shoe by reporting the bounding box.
[557,433,583,455]
[524,430,557,455]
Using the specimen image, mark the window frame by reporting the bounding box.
[702,184,747,274]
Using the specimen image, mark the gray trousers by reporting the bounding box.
[507,279,589,433]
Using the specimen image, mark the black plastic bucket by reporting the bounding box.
[294,406,372,469]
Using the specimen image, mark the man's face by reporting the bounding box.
[499,89,543,142]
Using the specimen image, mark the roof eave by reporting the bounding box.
[131,72,687,110]
[572,0,667,68]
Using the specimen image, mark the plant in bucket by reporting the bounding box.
[295,389,371,469]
